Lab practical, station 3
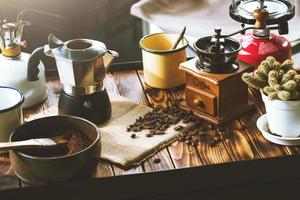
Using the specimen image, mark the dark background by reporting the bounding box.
[0,0,143,68]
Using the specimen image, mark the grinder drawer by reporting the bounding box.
[185,86,217,116]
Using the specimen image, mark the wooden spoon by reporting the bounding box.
[170,26,186,50]
[0,136,68,151]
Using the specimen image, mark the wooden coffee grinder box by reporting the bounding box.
[179,27,257,125]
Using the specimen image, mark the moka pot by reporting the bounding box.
[30,34,119,124]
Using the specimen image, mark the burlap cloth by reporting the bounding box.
[25,93,181,169]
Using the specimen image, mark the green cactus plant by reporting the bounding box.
[241,56,300,101]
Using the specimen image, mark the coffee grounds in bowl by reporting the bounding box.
[21,130,92,157]
[63,130,92,156]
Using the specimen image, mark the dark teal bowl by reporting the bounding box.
[9,115,100,185]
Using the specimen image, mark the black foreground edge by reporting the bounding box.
[2,155,300,200]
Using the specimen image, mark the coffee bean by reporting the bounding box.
[153,107,160,112]
[159,131,166,135]
[126,99,223,146]
[216,126,224,132]
[209,136,221,146]
[174,125,183,131]
[213,136,221,142]
[208,124,214,129]
[131,134,136,139]
[154,158,161,164]
[199,127,206,131]
[186,135,192,141]
[146,133,153,138]
[198,131,207,136]
[182,119,189,124]
[240,124,247,130]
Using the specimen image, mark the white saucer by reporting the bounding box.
[256,114,300,146]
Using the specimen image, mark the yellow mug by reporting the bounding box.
[139,33,188,89]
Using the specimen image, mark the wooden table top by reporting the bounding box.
[1,57,300,191]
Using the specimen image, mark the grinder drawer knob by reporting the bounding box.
[193,99,204,108]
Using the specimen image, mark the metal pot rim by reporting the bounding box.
[193,36,241,56]
[139,32,189,54]
[9,115,100,160]
[0,86,24,113]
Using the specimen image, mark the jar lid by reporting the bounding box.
[230,0,295,25]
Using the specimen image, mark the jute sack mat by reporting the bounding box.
[25,93,181,169]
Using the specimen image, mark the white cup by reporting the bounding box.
[0,87,24,151]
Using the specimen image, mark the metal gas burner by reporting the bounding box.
[230,0,295,25]
[230,0,294,66]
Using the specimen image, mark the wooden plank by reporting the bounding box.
[113,70,175,172]
[143,148,175,172]
[112,166,144,176]
[239,109,292,158]
[0,175,20,190]
[135,70,203,168]
[195,125,232,164]
[0,155,14,176]
[168,141,203,168]
[0,155,20,190]
[19,77,115,187]
[169,85,235,164]
[167,87,205,167]
[94,160,115,177]
[221,120,260,161]
[104,72,144,175]
[113,71,149,106]
[171,79,261,163]
[137,70,232,166]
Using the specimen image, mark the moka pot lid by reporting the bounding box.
[54,39,108,62]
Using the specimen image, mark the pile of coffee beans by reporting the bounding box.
[126,99,222,147]
[175,122,222,147]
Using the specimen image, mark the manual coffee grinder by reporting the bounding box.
[230,0,295,67]
[180,28,255,125]
[30,34,119,124]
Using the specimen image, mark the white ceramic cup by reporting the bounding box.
[262,92,300,138]
[0,87,24,150]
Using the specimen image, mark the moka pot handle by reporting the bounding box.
[27,33,64,81]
